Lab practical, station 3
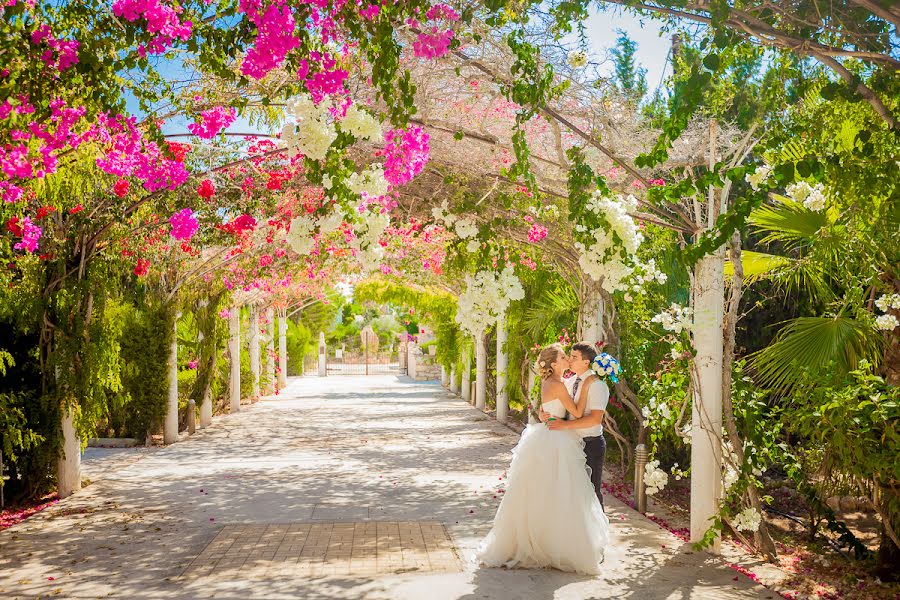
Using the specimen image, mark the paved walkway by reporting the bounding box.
[0,376,772,599]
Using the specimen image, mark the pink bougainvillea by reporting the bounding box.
[238,0,300,80]
[112,0,193,55]
[527,224,548,243]
[13,216,41,252]
[133,257,150,276]
[197,178,215,199]
[113,179,130,197]
[381,125,429,187]
[169,208,198,240]
[188,106,236,139]
[31,24,80,72]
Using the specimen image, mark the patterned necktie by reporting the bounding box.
[572,376,582,402]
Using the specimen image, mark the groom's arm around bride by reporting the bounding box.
[547,375,609,510]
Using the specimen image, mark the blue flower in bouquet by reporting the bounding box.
[590,352,621,383]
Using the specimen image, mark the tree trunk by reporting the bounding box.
[164,314,179,445]
[249,306,260,401]
[577,280,605,345]
[722,232,777,560]
[691,250,726,552]
[496,317,509,423]
[475,330,487,410]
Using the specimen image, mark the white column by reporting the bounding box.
[318,332,327,376]
[450,366,459,394]
[278,313,288,389]
[690,251,725,552]
[527,369,538,424]
[409,346,418,380]
[57,404,81,498]
[164,314,179,445]
[249,306,260,401]
[578,283,605,345]
[229,308,241,413]
[496,317,508,423]
[265,307,275,395]
[461,347,471,403]
[200,387,212,428]
[440,365,448,387]
[475,331,487,410]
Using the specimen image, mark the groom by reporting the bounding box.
[540,341,609,509]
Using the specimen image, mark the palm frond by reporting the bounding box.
[747,316,883,392]
[521,284,578,340]
[726,250,833,304]
[749,197,830,249]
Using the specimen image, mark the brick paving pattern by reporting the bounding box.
[182,521,461,579]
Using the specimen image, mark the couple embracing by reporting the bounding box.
[477,341,611,575]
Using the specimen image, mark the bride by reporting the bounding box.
[476,342,609,575]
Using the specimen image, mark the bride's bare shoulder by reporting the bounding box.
[541,380,568,396]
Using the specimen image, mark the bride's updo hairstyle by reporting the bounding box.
[536,343,564,380]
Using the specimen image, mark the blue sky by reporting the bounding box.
[145,9,673,139]
[585,8,673,96]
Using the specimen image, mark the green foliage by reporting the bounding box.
[610,30,648,104]
[286,319,313,376]
[116,302,173,439]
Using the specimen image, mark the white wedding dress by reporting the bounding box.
[476,398,609,575]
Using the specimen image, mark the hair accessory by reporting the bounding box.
[539,360,546,367]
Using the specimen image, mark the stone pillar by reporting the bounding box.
[265,307,275,395]
[200,387,212,428]
[229,309,241,413]
[57,404,81,498]
[249,306,260,401]
[441,365,448,387]
[690,251,725,552]
[164,314,179,445]
[475,331,487,410]
[408,345,419,380]
[318,332,327,376]
[278,313,288,389]
[450,366,459,394]
[496,317,508,424]
[461,347,471,403]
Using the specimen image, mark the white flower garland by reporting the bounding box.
[575,190,650,294]
[281,94,337,161]
[287,214,316,255]
[455,265,524,336]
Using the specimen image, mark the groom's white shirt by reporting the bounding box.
[564,374,609,438]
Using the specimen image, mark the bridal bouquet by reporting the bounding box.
[590,353,621,384]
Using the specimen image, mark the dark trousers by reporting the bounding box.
[584,434,606,509]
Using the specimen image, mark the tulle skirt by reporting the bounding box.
[476,423,609,575]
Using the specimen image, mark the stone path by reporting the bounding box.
[0,375,774,599]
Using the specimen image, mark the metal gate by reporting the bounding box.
[302,331,408,375]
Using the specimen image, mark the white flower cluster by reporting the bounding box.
[455,265,525,336]
[567,50,588,69]
[786,181,828,211]
[629,258,668,291]
[282,94,337,161]
[644,459,668,496]
[640,390,671,428]
[466,239,480,253]
[875,314,899,331]
[874,293,900,330]
[651,303,693,334]
[431,200,479,241]
[340,104,382,141]
[349,210,390,272]
[287,214,316,255]
[347,165,390,199]
[318,207,344,234]
[745,165,771,191]
[575,191,644,293]
[875,293,900,312]
[731,507,762,532]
